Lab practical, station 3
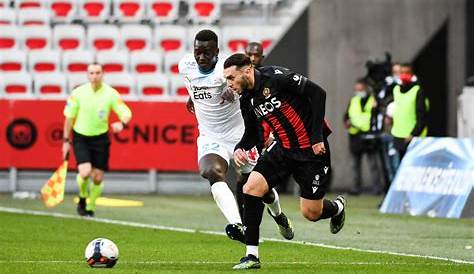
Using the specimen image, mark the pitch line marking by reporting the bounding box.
[0,206,472,265]
[0,260,464,266]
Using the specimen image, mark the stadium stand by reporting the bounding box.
[62,49,94,73]
[0,72,33,99]
[0,7,15,24]
[0,50,27,72]
[18,7,50,25]
[154,25,186,53]
[136,73,170,100]
[169,74,188,99]
[67,72,88,90]
[187,0,221,24]
[53,24,86,51]
[87,24,120,51]
[96,50,129,73]
[0,25,20,50]
[22,25,51,50]
[77,0,111,23]
[50,0,77,23]
[146,0,180,24]
[0,0,294,101]
[28,50,61,73]
[130,50,163,74]
[104,72,137,99]
[121,24,152,51]
[33,72,67,99]
[113,0,145,23]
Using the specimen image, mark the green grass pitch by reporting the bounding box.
[0,194,472,273]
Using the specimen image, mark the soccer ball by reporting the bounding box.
[84,238,119,268]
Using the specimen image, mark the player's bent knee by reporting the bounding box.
[301,207,323,221]
[78,164,92,179]
[200,166,226,184]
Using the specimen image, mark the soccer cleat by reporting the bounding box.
[85,210,95,217]
[225,223,245,244]
[330,195,346,234]
[267,209,294,240]
[232,254,261,270]
[77,197,87,216]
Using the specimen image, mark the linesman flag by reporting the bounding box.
[41,153,69,207]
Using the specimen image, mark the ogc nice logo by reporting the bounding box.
[6,118,37,150]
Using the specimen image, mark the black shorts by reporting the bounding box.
[72,131,110,171]
[253,141,331,200]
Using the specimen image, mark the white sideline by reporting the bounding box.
[0,206,472,265]
[0,260,463,266]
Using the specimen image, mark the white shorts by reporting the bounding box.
[197,135,258,174]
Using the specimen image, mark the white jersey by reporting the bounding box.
[178,53,244,141]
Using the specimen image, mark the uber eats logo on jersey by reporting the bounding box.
[254,97,282,118]
[192,86,212,100]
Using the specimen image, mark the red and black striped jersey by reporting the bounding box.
[236,66,332,155]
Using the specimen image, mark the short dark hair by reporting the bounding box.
[356,78,366,85]
[224,53,252,69]
[195,29,218,44]
[246,42,263,53]
[89,62,103,69]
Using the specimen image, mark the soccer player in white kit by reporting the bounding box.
[179,30,294,243]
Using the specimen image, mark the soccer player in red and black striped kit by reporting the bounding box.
[223,53,347,270]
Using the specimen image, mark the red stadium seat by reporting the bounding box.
[170,74,188,99]
[23,25,51,50]
[78,0,110,23]
[0,72,34,98]
[28,50,61,73]
[96,50,128,73]
[114,0,144,23]
[53,24,85,51]
[136,73,170,100]
[146,0,179,24]
[0,8,16,25]
[130,51,163,74]
[188,0,221,24]
[222,26,253,53]
[164,51,184,75]
[105,73,137,99]
[16,0,46,9]
[121,24,152,51]
[0,50,27,72]
[50,0,77,23]
[18,7,50,25]
[154,25,186,52]
[62,50,94,73]
[87,24,119,51]
[0,26,19,50]
[34,72,67,99]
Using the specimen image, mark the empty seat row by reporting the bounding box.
[0,24,278,53]
[0,72,188,100]
[0,0,221,24]
[0,49,184,75]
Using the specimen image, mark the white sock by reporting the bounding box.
[246,245,259,258]
[335,199,344,216]
[211,181,242,224]
[264,188,282,217]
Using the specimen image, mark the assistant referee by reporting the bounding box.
[62,63,132,217]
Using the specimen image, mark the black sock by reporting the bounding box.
[261,189,275,204]
[243,193,264,246]
[319,199,339,220]
[235,174,249,218]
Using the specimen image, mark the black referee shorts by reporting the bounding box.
[72,131,110,171]
[253,141,331,200]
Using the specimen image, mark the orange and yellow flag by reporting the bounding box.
[41,159,68,208]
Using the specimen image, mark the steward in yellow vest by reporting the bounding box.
[390,64,428,158]
[344,80,381,195]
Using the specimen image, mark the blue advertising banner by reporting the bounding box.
[380,137,474,218]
